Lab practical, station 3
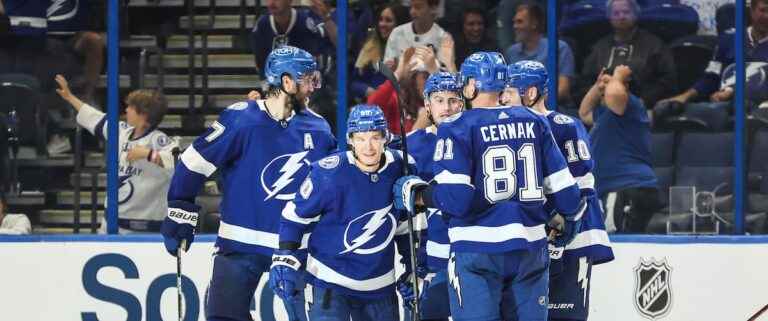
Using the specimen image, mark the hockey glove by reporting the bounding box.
[394,175,428,213]
[160,200,200,256]
[397,273,416,311]
[416,265,436,303]
[552,198,588,248]
[397,268,435,312]
[269,249,303,301]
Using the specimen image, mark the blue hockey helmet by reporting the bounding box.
[459,52,507,92]
[507,60,549,97]
[264,46,320,88]
[423,71,463,99]
[347,104,389,142]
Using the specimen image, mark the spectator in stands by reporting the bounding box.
[656,0,768,129]
[453,6,498,72]
[46,0,106,103]
[55,75,179,234]
[0,0,48,81]
[505,2,575,105]
[250,0,331,75]
[579,65,659,234]
[307,0,369,58]
[495,0,546,51]
[0,194,31,235]
[383,0,455,71]
[681,0,732,35]
[352,3,410,101]
[577,0,677,110]
[44,0,107,155]
[368,47,434,135]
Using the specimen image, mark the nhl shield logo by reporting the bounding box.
[634,258,672,320]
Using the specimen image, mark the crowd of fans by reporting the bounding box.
[0,0,766,234]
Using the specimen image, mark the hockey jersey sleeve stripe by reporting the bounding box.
[282,201,321,225]
[426,240,450,259]
[543,167,577,195]
[305,254,396,292]
[564,228,611,251]
[705,60,722,75]
[180,145,217,177]
[76,103,107,138]
[434,170,474,187]
[448,223,546,244]
[575,172,595,191]
[9,16,47,28]
[218,221,310,249]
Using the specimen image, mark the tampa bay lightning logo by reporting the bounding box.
[722,62,768,102]
[48,0,79,21]
[261,151,311,201]
[341,204,396,255]
[118,175,134,205]
[553,114,574,125]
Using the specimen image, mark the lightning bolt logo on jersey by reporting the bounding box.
[47,0,92,32]
[279,150,416,297]
[261,151,312,201]
[170,100,336,256]
[341,205,396,255]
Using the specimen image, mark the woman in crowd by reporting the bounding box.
[351,3,410,102]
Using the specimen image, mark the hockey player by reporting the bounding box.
[160,46,336,321]
[55,74,178,233]
[394,51,584,321]
[505,60,614,321]
[395,71,464,321]
[269,104,415,321]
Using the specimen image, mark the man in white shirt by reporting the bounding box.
[0,196,31,235]
[384,0,453,69]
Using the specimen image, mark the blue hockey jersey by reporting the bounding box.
[5,0,47,36]
[693,26,768,98]
[279,150,414,298]
[542,111,614,265]
[405,127,449,270]
[250,8,330,75]
[169,100,336,256]
[429,106,582,253]
[47,0,93,32]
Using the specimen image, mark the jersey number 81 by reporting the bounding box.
[481,144,543,203]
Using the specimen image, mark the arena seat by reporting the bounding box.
[651,132,675,167]
[676,132,734,167]
[669,35,718,91]
[639,1,699,43]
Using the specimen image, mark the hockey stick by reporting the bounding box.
[748,303,768,321]
[177,239,186,321]
[377,60,421,321]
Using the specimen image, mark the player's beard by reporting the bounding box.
[288,91,308,114]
